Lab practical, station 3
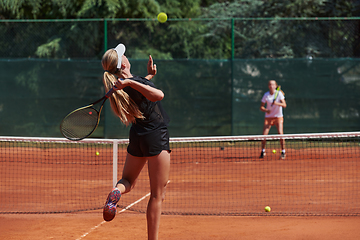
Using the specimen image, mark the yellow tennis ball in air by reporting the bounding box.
[272,149,276,154]
[157,12,168,23]
[265,206,271,212]
[96,151,100,156]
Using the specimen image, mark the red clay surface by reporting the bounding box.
[1,141,359,239]
[0,211,359,240]
[2,145,359,215]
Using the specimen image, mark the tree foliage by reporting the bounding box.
[200,0,360,58]
[0,0,359,137]
[0,0,359,59]
[0,0,204,19]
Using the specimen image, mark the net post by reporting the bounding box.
[112,140,118,187]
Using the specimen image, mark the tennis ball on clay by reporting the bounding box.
[272,149,276,154]
[265,206,271,212]
[157,12,168,23]
[96,151,100,156]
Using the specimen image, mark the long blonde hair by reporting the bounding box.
[101,49,144,126]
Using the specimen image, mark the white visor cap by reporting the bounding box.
[114,44,126,69]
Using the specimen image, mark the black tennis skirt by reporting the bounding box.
[127,127,170,157]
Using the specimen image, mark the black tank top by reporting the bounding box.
[123,75,170,135]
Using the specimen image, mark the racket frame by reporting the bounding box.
[60,87,116,141]
[271,86,280,106]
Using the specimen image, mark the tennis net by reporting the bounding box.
[0,132,359,216]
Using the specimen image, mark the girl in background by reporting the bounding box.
[259,80,287,159]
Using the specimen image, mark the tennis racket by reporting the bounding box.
[60,87,116,141]
[271,85,281,106]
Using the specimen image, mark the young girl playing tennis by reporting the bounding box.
[102,43,170,240]
[259,80,287,159]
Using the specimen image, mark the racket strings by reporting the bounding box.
[61,108,99,140]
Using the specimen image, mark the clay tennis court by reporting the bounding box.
[1,211,360,239]
[1,135,359,239]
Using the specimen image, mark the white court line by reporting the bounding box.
[75,192,151,240]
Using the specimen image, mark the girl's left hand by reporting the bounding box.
[147,55,157,76]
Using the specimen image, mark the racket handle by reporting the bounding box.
[105,87,116,98]
[105,79,125,98]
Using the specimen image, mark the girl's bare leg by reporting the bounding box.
[261,124,271,150]
[116,153,147,193]
[146,150,170,240]
[275,122,285,151]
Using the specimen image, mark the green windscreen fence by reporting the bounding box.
[232,58,360,135]
[0,18,359,138]
[0,58,359,138]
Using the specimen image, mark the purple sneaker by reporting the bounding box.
[103,188,121,221]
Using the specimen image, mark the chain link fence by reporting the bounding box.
[0,18,359,137]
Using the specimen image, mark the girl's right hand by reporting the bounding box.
[114,78,129,90]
